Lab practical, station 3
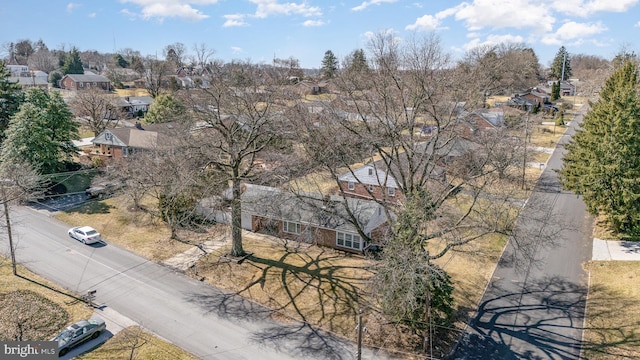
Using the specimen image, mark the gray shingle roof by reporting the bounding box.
[240,184,388,234]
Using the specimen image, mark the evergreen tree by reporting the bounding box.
[145,93,185,124]
[346,48,369,73]
[114,54,129,68]
[0,61,24,142]
[550,46,571,80]
[0,88,79,174]
[551,81,561,101]
[320,50,338,79]
[61,47,84,75]
[559,61,640,234]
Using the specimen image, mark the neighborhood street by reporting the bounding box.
[449,108,593,359]
[5,206,378,360]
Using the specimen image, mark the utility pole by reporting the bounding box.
[356,309,363,360]
[561,51,567,82]
[1,182,17,276]
[521,112,529,190]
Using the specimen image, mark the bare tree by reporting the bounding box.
[182,60,288,257]
[285,31,542,354]
[190,43,216,75]
[142,56,170,98]
[27,49,58,72]
[163,42,186,69]
[68,88,123,136]
[0,162,40,275]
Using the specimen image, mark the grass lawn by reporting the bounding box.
[189,229,506,356]
[78,326,196,360]
[582,261,640,359]
[54,196,194,262]
[0,261,93,331]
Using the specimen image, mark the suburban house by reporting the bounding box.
[236,184,391,253]
[519,88,550,107]
[6,65,29,76]
[60,74,111,91]
[8,75,49,89]
[124,96,154,116]
[337,164,402,203]
[457,109,505,137]
[91,122,179,159]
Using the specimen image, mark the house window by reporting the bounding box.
[368,184,374,192]
[123,147,128,157]
[368,168,373,176]
[79,82,83,88]
[388,187,395,197]
[336,232,362,250]
[348,181,355,190]
[283,221,301,234]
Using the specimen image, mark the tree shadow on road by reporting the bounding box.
[183,243,375,359]
[448,275,640,359]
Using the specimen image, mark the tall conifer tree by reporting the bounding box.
[559,61,640,234]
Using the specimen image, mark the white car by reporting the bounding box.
[68,226,102,244]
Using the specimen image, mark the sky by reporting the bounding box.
[1,0,639,70]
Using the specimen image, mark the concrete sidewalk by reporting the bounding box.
[592,238,640,260]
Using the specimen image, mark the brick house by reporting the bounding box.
[90,122,179,160]
[338,164,402,203]
[236,184,391,254]
[60,74,111,91]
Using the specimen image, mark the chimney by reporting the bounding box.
[135,121,144,130]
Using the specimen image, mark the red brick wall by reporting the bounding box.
[338,180,402,203]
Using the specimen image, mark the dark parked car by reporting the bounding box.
[51,318,106,356]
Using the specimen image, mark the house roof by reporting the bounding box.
[8,76,49,86]
[63,74,111,83]
[240,184,389,234]
[91,122,180,148]
[338,164,399,189]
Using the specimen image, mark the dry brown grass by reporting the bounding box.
[190,228,506,355]
[194,233,374,336]
[54,196,193,262]
[0,260,93,336]
[79,326,197,360]
[529,125,565,148]
[582,261,640,359]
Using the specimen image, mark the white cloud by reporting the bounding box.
[636,21,640,27]
[541,21,607,45]
[552,0,640,17]
[352,0,398,12]
[405,7,456,31]
[249,0,321,18]
[462,33,526,51]
[231,46,243,54]
[66,3,80,13]
[223,14,248,27]
[405,14,439,31]
[555,21,607,39]
[451,0,555,33]
[120,8,137,20]
[120,0,219,21]
[88,12,96,18]
[303,19,324,27]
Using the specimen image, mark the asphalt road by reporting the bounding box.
[449,108,593,359]
[5,206,374,360]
